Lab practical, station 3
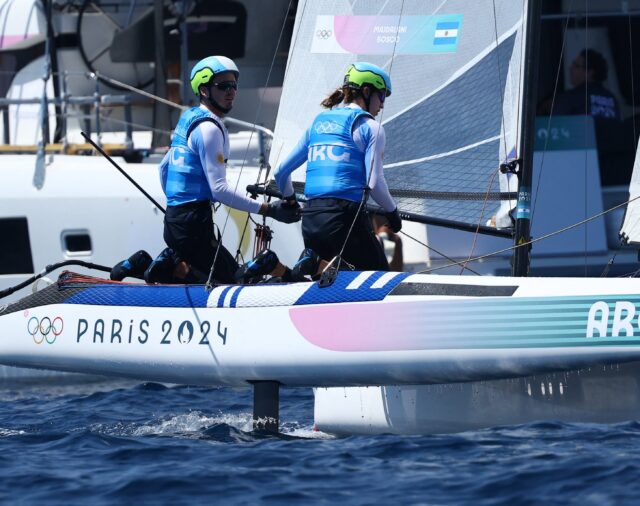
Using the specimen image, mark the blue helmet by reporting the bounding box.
[190,56,239,95]
[344,62,392,96]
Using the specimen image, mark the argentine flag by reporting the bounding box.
[433,21,460,45]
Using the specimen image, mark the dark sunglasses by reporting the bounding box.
[377,90,387,103]
[211,81,238,91]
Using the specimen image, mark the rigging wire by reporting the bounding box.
[459,168,500,274]
[491,0,509,164]
[530,0,574,223]
[399,231,481,276]
[619,5,640,243]
[77,4,294,290]
[206,0,296,290]
[513,0,527,164]
[420,192,640,274]
[605,3,640,276]
[333,0,405,272]
[207,0,296,289]
[629,9,637,146]
[459,0,514,274]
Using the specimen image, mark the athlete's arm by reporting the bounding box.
[189,121,262,213]
[158,150,170,191]
[353,118,396,212]
[273,129,310,198]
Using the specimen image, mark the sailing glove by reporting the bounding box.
[266,200,301,223]
[386,208,402,233]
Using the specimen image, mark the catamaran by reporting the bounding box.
[3,0,640,434]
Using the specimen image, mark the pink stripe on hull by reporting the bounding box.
[289,302,421,352]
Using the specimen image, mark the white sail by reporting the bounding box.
[619,140,640,244]
[271,0,527,226]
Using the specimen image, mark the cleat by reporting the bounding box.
[144,248,178,284]
[235,249,279,283]
[110,250,152,281]
[290,248,320,281]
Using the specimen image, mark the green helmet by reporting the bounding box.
[344,62,392,96]
[190,56,239,95]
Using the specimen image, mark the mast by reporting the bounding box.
[512,0,542,277]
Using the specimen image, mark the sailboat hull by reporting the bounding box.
[314,362,640,434]
[2,271,640,390]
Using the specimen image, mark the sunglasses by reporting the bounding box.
[377,90,387,103]
[211,81,238,91]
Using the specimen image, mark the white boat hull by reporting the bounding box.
[314,362,640,434]
[2,272,640,381]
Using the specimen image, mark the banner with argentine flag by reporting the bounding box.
[434,20,461,46]
[311,14,463,54]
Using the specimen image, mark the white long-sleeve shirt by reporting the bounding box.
[273,103,397,212]
[159,105,261,213]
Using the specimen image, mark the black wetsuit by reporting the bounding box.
[163,202,238,284]
[302,198,388,271]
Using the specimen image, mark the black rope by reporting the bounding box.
[0,260,111,300]
[80,131,166,214]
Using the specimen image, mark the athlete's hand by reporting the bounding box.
[385,208,402,233]
[266,200,301,223]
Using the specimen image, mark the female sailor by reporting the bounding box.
[274,62,401,272]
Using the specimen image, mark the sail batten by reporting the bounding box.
[384,135,502,168]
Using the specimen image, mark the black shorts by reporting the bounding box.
[163,202,239,283]
[301,198,388,271]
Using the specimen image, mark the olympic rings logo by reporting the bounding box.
[27,316,63,344]
[314,121,341,134]
[316,29,332,40]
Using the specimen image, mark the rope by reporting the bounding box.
[399,230,481,276]
[0,260,111,300]
[420,192,640,274]
[332,0,406,271]
[205,0,295,290]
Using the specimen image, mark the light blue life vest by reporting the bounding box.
[305,107,372,202]
[163,107,225,207]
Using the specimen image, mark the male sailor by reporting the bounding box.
[553,49,620,119]
[111,56,299,284]
[273,62,401,271]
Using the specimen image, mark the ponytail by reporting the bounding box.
[320,86,363,109]
[321,88,344,108]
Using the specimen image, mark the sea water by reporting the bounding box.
[1,378,640,505]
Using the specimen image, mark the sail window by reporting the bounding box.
[0,217,34,274]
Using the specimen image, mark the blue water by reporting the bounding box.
[1,379,640,505]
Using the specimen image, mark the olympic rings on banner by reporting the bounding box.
[27,316,63,344]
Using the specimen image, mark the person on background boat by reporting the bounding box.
[111,56,299,284]
[541,49,620,119]
[273,62,401,272]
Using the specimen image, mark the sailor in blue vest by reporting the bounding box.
[143,56,299,284]
[274,62,401,272]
